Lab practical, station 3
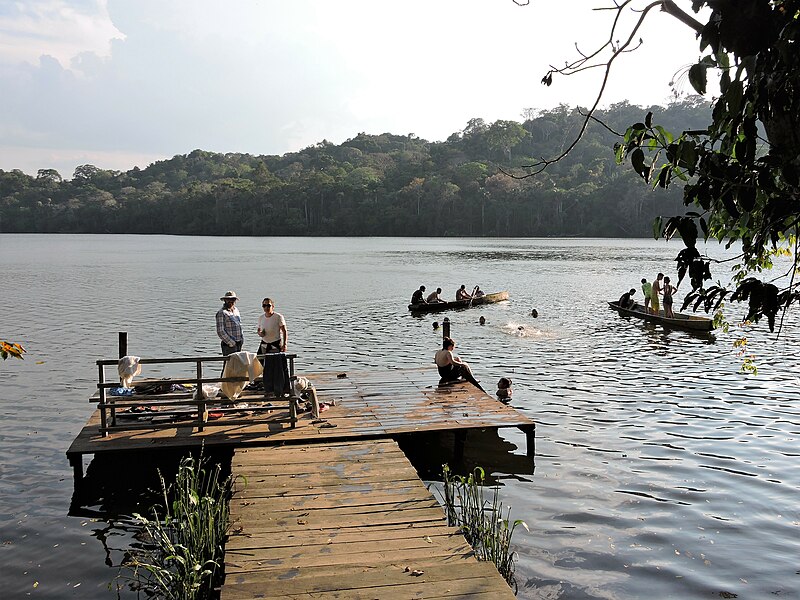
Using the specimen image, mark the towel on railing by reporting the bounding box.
[117,356,142,388]
[221,351,263,400]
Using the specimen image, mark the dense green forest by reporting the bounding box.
[0,98,710,237]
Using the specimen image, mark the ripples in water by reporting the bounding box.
[1,235,799,599]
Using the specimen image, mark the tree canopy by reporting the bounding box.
[0,99,709,239]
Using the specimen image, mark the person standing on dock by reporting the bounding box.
[216,291,244,356]
[257,297,290,395]
[435,337,485,393]
[257,298,288,355]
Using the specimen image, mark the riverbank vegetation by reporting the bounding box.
[116,454,234,600]
[439,464,527,590]
[0,99,709,238]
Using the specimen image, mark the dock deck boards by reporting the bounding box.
[222,439,516,599]
[67,368,535,458]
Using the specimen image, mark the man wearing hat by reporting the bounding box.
[216,291,243,357]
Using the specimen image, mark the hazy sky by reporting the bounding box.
[0,0,707,178]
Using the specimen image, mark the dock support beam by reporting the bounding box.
[454,429,466,464]
[520,424,536,458]
[69,454,83,483]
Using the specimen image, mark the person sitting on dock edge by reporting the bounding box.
[411,285,427,304]
[216,291,243,356]
[434,337,485,392]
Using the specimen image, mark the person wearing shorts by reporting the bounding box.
[651,273,664,315]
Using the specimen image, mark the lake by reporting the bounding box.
[1,234,798,599]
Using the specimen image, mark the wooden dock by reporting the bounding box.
[67,368,535,478]
[223,439,516,599]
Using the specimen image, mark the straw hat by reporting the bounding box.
[220,291,239,301]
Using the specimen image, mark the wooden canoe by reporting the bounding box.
[409,291,510,313]
[608,301,714,332]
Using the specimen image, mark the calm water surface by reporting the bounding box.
[0,234,798,599]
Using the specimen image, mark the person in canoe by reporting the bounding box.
[662,276,678,317]
[426,287,445,303]
[641,278,652,313]
[456,284,473,301]
[651,273,664,315]
[434,337,485,392]
[474,286,486,298]
[411,285,427,305]
[618,288,636,309]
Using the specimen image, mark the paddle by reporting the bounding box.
[467,285,479,308]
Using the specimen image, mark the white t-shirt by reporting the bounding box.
[258,312,286,343]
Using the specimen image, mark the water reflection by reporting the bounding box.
[398,429,535,485]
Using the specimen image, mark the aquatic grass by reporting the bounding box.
[116,453,237,600]
[440,464,528,590]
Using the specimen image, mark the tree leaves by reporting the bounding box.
[688,63,707,95]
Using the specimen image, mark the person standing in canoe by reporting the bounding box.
[662,276,678,318]
[641,278,652,313]
[651,273,664,315]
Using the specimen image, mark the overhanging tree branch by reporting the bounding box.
[510,1,703,179]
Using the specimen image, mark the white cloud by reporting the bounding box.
[0,0,124,67]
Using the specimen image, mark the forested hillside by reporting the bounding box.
[0,98,709,237]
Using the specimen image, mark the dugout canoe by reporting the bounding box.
[608,301,714,332]
[408,290,509,313]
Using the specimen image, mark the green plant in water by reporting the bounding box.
[116,453,236,600]
[440,464,528,591]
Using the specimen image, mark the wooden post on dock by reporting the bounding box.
[442,317,450,340]
[118,331,127,358]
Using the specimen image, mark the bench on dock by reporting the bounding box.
[93,353,303,436]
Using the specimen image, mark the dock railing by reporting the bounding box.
[93,353,300,437]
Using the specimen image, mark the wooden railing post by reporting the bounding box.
[118,332,127,359]
[197,359,205,432]
[98,362,108,436]
[442,317,450,339]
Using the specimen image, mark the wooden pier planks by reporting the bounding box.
[67,368,535,460]
[222,439,515,600]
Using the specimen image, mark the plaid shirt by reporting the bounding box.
[216,306,243,346]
